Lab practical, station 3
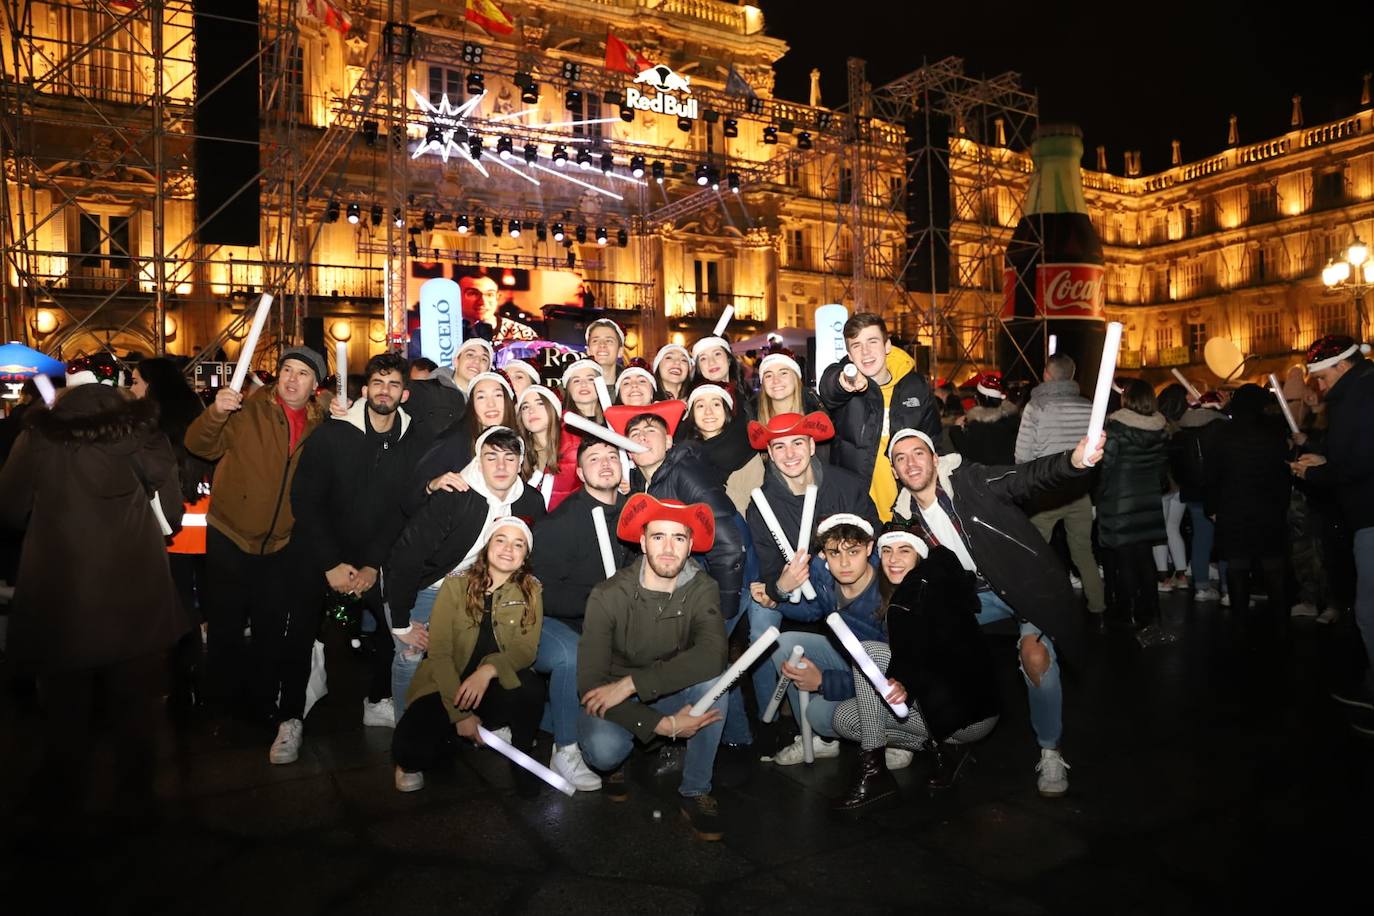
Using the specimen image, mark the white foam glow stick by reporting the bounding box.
[1269,372,1299,435]
[1083,321,1122,468]
[689,625,779,716]
[843,363,858,381]
[591,505,616,579]
[762,645,803,722]
[563,411,648,454]
[335,340,348,402]
[826,613,909,718]
[798,484,818,558]
[229,293,273,392]
[1048,334,1058,356]
[32,373,55,407]
[248,371,265,389]
[593,375,633,480]
[713,305,734,337]
[749,488,817,601]
[797,676,814,764]
[1170,368,1201,401]
[477,726,576,797]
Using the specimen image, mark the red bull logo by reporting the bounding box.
[625,65,698,120]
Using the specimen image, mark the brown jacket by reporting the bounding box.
[407,575,543,723]
[184,385,327,555]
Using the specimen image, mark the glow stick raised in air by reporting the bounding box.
[229,293,273,392]
[713,304,734,337]
[762,645,803,723]
[1170,368,1201,401]
[32,373,55,407]
[593,375,633,480]
[477,726,575,797]
[749,488,817,601]
[689,626,779,716]
[1082,321,1123,468]
[1269,373,1299,435]
[843,364,859,381]
[826,613,909,718]
[590,505,616,579]
[563,411,648,454]
[335,340,348,403]
[1048,334,1058,356]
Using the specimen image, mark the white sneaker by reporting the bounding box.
[1290,602,1319,618]
[269,718,303,765]
[363,698,396,728]
[885,748,914,770]
[490,726,512,744]
[1068,573,1082,591]
[1317,607,1340,624]
[1220,593,1232,608]
[772,734,840,765]
[1035,747,1070,797]
[1193,587,1220,602]
[394,766,424,793]
[1156,577,1174,593]
[551,744,602,791]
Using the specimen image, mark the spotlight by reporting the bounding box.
[392,207,404,228]
[763,126,778,144]
[576,148,593,170]
[521,81,540,105]
[723,118,738,138]
[552,144,569,166]
[630,155,646,177]
[797,131,813,150]
[524,143,538,164]
[466,71,484,95]
[497,136,513,160]
[561,60,582,82]
[325,200,340,223]
[620,105,635,123]
[509,219,521,238]
[600,151,614,174]
[370,204,383,226]
[565,89,582,111]
[456,214,469,234]
[425,123,441,145]
[604,90,624,106]
[651,160,665,183]
[362,120,379,146]
[747,96,764,116]
[816,110,833,130]
[709,169,720,191]
[596,225,608,246]
[562,237,573,248]
[453,125,469,145]
[617,228,628,247]
[677,116,692,132]
[462,42,484,64]
[552,222,565,242]
[536,222,548,241]
[343,204,358,225]
[421,208,433,230]
[695,164,710,186]
[468,135,483,159]
[492,218,504,237]
[728,172,741,193]
[575,224,587,243]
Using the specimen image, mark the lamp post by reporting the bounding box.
[1321,238,1374,340]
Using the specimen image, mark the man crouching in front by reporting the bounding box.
[576,493,729,840]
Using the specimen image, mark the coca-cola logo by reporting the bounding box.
[1038,264,1104,317]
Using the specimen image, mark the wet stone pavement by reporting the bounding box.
[1,593,1371,914]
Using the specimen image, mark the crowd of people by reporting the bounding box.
[2,311,1371,839]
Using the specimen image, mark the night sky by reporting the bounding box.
[763,2,1367,174]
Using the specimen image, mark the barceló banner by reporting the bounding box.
[418,277,461,366]
[1002,263,1105,320]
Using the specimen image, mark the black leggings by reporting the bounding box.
[392,676,545,773]
[1108,542,1159,622]
[1225,554,1285,617]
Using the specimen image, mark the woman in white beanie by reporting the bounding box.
[652,343,693,401]
[680,384,764,514]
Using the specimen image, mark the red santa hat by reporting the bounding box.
[652,343,694,374]
[466,370,514,400]
[489,515,534,551]
[686,383,734,412]
[975,373,1006,400]
[691,335,732,362]
[747,411,835,450]
[614,366,657,394]
[1305,334,1371,373]
[876,528,929,558]
[502,358,541,387]
[560,358,603,388]
[616,492,716,551]
[885,428,937,461]
[757,352,802,381]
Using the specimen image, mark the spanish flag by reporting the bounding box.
[465,0,515,36]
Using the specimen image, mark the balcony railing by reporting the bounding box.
[668,290,766,323]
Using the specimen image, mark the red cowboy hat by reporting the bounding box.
[604,400,687,438]
[616,493,715,551]
[747,411,835,450]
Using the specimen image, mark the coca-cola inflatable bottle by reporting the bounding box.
[999,124,1107,389]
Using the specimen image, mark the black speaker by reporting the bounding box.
[302,316,325,358]
[194,0,261,246]
[904,109,950,294]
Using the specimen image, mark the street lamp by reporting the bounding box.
[1321,237,1374,338]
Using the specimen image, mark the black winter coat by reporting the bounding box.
[531,489,634,631]
[1095,410,1169,549]
[818,356,942,484]
[383,484,546,629]
[747,458,878,603]
[949,401,1020,466]
[1205,413,1291,559]
[892,451,1089,661]
[631,440,746,620]
[885,546,1001,742]
[1305,359,1374,530]
[1170,408,1226,503]
[289,402,424,576]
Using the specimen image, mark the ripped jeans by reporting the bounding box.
[976,591,1062,749]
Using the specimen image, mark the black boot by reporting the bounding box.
[927,743,971,790]
[833,748,898,814]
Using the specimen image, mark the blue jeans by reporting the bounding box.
[386,586,439,719]
[747,597,783,718]
[1355,527,1374,691]
[532,617,582,748]
[721,608,753,746]
[770,631,849,739]
[976,591,1062,749]
[1186,502,1215,589]
[577,678,727,797]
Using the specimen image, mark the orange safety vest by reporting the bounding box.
[168,493,210,555]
